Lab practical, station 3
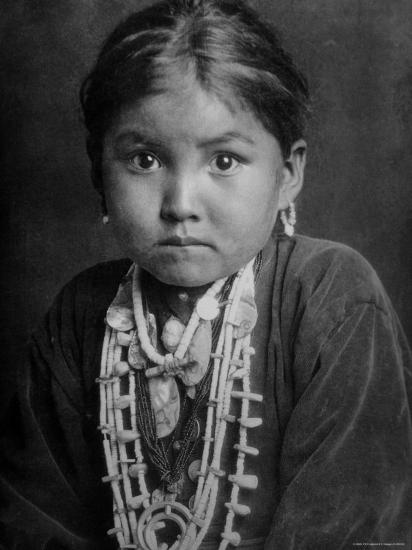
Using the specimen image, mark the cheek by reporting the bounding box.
[104,175,156,229]
[103,188,159,261]
[217,180,279,240]
[249,172,281,228]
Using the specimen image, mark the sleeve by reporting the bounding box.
[266,301,412,549]
[0,277,114,550]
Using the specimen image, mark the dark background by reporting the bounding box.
[1,0,411,388]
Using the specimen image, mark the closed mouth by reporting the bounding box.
[158,236,209,247]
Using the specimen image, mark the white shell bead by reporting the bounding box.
[224,502,251,516]
[233,443,259,456]
[238,417,263,429]
[117,332,132,346]
[113,361,130,377]
[231,390,263,402]
[114,395,131,409]
[128,463,148,477]
[127,495,146,509]
[116,430,140,443]
[221,531,241,546]
[107,527,123,536]
[229,368,247,380]
[228,474,258,490]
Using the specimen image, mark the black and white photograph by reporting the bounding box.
[1,1,411,549]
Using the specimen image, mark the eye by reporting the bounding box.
[129,151,161,172]
[209,153,241,175]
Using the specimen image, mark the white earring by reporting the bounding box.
[102,215,109,225]
[280,202,296,237]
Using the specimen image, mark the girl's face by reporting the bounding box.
[102,73,304,287]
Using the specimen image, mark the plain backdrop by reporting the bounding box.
[1,0,411,396]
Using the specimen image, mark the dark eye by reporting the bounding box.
[129,152,161,171]
[210,153,241,175]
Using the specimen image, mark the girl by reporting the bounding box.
[1,0,411,549]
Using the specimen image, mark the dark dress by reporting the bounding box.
[1,234,411,550]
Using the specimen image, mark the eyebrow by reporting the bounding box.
[197,131,256,147]
[114,132,165,150]
[113,130,256,149]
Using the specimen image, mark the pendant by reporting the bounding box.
[186,386,196,399]
[187,459,201,482]
[149,376,180,438]
[233,268,258,339]
[136,501,192,550]
[129,312,157,368]
[106,305,135,332]
[196,295,220,320]
[151,487,166,504]
[128,330,146,369]
[152,474,184,506]
[106,274,135,331]
[161,316,185,353]
[233,297,257,338]
[138,313,180,438]
[178,321,212,386]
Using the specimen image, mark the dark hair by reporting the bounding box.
[80,0,310,193]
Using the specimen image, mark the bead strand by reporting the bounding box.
[132,271,166,366]
[174,263,255,550]
[189,334,242,548]
[197,338,242,548]
[177,275,246,550]
[112,355,139,544]
[99,326,111,430]
[105,331,129,546]
[174,277,227,361]
[219,335,253,550]
[193,269,244,508]
[181,277,248,549]
[217,261,257,549]
[212,262,253,464]
[111,336,133,545]
[129,371,150,509]
[185,271,244,506]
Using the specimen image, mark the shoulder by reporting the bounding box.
[54,258,132,317]
[283,234,391,315]
[277,236,412,408]
[34,258,132,362]
[68,258,132,292]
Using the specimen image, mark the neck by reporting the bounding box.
[143,270,215,302]
[142,271,215,323]
[166,282,213,302]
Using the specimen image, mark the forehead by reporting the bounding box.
[106,71,279,151]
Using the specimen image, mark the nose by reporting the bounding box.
[160,171,200,223]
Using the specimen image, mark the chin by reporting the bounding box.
[156,270,214,288]
[148,263,219,288]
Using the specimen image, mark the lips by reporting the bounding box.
[158,236,209,246]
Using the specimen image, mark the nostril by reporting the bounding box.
[160,181,199,222]
[160,205,199,223]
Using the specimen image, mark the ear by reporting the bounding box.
[278,139,307,210]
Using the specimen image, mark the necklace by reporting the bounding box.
[132,272,227,375]
[98,260,262,550]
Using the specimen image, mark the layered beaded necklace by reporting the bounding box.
[98,258,263,550]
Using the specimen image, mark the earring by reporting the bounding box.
[102,215,109,225]
[280,202,296,237]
